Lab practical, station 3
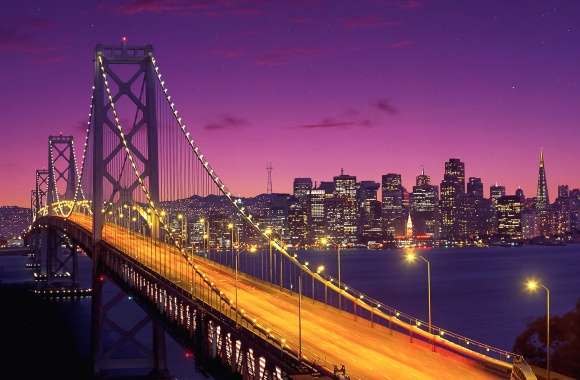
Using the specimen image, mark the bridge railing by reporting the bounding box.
[316,270,520,365]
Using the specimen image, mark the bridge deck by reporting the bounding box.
[69,213,502,380]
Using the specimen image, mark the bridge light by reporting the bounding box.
[316,265,325,274]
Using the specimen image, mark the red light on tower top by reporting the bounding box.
[121,36,128,45]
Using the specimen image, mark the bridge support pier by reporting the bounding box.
[91,246,172,380]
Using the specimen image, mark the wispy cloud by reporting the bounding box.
[204,114,249,131]
[297,117,373,130]
[373,98,398,114]
[298,119,356,129]
[299,98,398,130]
[343,16,400,30]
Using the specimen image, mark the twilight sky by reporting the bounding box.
[1,0,580,207]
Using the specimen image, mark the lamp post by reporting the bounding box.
[279,243,284,289]
[405,252,433,349]
[228,223,235,269]
[177,213,185,248]
[315,265,325,301]
[319,236,343,308]
[298,268,303,360]
[525,279,551,380]
[228,222,241,326]
[200,217,209,259]
[265,228,273,283]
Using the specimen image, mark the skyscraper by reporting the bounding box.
[410,169,438,237]
[553,185,571,237]
[515,187,525,202]
[291,178,313,244]
[490,184,506,207]
[381,173,404,237]
[535,150,552,236]
[440,158,465,242]
[357,181,382,243]
[536,150,549,209]
[309,186,327,239]
[293,178,312,199]
[496,195,523,243]
[331,170,358,243]
[465,177,485,239]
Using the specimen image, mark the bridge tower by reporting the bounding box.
[29,170,50,269]
[47,135,77,210]
[34,169,49,216]
[44,136,81,286]
[91,43,168,379]
[92,43,160,242]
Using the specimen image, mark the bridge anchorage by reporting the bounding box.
[24,42,539,380]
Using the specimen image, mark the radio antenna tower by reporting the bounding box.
[266,162,273,194]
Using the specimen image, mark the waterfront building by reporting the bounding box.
[293,178,313,199]
[553,185,571,238]
[357,181,382,243]
[331,170,358,244]
[490,184,506,207]
[288,196,309,247]
[382,173,404,237]
[440,158,465,242]
[496,195,523,243]
[410,169,438,238]
[465,177,486,240]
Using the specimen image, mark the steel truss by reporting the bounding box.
[92,44,160,242]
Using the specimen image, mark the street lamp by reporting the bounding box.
[405,252,433,349]
[228,222,241,327]
[228,223,235,269]
[525,278,551,380]
[177,213,185,247]
[316,265,325,302]
[199,217,209,259]
[319,236,342,308]
[297,262,310,360]
[265,228,273,282]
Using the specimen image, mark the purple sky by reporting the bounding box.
[1,0,580,207]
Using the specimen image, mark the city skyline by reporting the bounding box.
[2,1,580,206]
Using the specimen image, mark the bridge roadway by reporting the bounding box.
[66,213,503,380]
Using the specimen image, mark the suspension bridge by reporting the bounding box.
[24,44,537,380]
